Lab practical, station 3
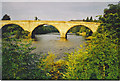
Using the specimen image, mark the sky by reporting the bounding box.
[1,2,118,21]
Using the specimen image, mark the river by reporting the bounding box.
[32,33,86,60]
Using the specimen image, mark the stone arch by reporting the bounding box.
[1,24,25,35]
[1,23,27,38]
[0,23,27,31]
[1,23,24,30]
[65,25,93,38]
[31,24,60,38]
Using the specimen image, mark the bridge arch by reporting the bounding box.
[1,24,27,38]
[31,24,60,38]
[0,23,27,31]
[1,24,25,33]
[65,25,93,38]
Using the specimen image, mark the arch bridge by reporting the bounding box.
[0,20,100,38]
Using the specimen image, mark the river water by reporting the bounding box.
[32,33,86,59]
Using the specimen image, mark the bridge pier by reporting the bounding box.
[60,32,67,39]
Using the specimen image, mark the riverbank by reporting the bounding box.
[76,32,95,40]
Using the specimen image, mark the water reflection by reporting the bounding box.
[59,38,68,42]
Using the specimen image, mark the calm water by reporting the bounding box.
[32,33,86,59]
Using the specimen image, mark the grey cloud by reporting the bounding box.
[2,2,118,21]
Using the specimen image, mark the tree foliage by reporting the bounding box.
[31,25,59,38]
[97,3,120,44]
[62,2,119,80]
[2,14,11,20]
[83,16,98,22]
[86,17,90,22]
[2,24,30,39]
[90,16,93,22]
[68,26,92,37]
[2,2,119,80]
[2,24,50,79]
[35,16,40,20]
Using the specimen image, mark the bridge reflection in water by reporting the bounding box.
[59,37,68,42]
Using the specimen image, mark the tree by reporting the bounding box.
[83,19,85,21]
[2,14,11,20]
[97,3,120,43]
[35,17,38,20]
[90,16,93,22]
[88,3,120,79]
[2,25,48,80]
[86,17,89,22]
[63,3,119,80]
[2,24,30,39]
[93,19,97,22]
[35,16,40,20]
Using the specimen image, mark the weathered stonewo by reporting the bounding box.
[0,20,100,38]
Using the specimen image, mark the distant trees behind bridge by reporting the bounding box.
[1,24,29,39]
[68,26,93,37]
[34,16,40,20]
[31,25,59,38]
[70,16,98,22]
[32,25,58,34]
[83,16,98,22]
[1,14,11,20]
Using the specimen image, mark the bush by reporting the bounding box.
[2,34,47,79]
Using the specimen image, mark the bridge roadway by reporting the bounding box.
[0,20,100,38]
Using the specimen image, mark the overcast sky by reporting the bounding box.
[2,2,118,21]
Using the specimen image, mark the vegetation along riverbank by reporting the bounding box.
[2,3,119,80]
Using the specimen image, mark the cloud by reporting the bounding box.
[1,0,120,2]
[2,2,118,21]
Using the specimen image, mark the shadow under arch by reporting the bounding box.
[66,25,93,38]
[31,24,60,38]
[1,24,28,38]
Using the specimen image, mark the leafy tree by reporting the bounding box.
[97,3,120,44]
[63,47,91,80]
[104,3,120,16]
[68,25,92,37]
[86,17,89,22]
[83,19,85,21]
[31,25,58,38]
[35,16,40,20]
[35,17,38,20]
[2,14,11,20]
[68,26,81,33]
[93,19,98,22]
[90,16,93,22]
[79,26,92,37]
[2,24,30,39]
[62,2,119,80]
[2,25,50,79]
[86,3,119,79]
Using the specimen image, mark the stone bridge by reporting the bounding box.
[0,20,100,38]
